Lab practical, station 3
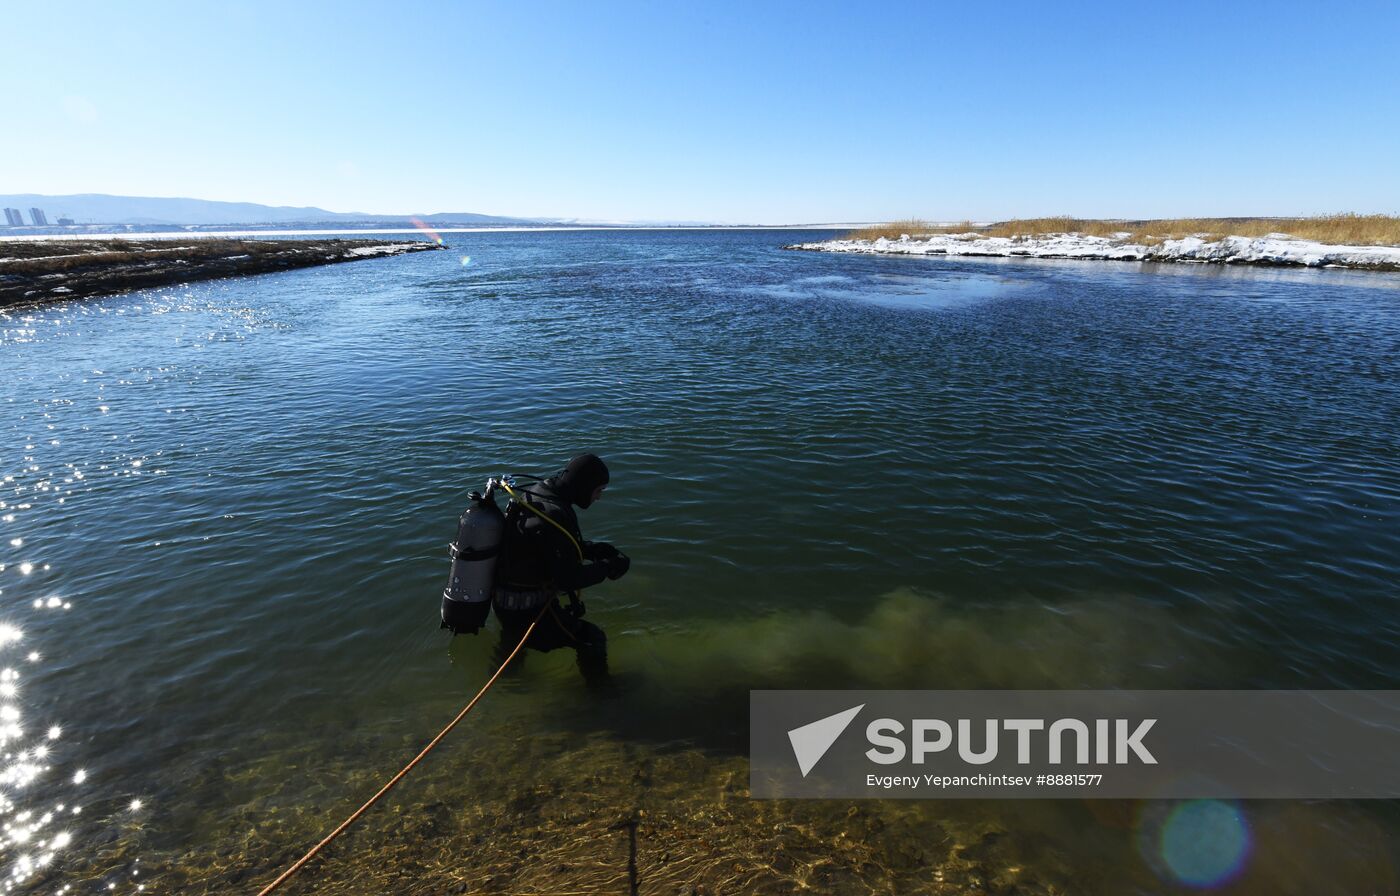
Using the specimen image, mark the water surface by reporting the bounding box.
[2,230,1398,893]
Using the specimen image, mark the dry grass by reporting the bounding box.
[0,238,301,273]
[846,219,999,240]
[844,219,939,241]
[850,214,1400,246]
[1123,214,1400,246]
[1,237,437,308]
[0,238,429,277]
[929,220,984,235]
[982,217,1132,238]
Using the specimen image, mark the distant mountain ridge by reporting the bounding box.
[0,193,534,226]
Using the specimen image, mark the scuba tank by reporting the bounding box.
[440,487,505,634]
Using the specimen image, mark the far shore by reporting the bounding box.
[788,215,1400,272]
[787,232,1400,272]
[0,238,443,309]
[0,224,859,242]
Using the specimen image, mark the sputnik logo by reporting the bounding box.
[787,704,864,777]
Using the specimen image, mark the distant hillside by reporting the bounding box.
[0,193,534,226]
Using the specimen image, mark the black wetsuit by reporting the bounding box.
[491,475,617,683]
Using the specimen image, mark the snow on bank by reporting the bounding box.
[344,243,426,257]
[1,239,441,308]
[788,232,1400,271]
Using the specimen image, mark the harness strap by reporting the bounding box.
[499,480,584,561]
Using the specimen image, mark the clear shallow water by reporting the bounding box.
[1,230,1398,894]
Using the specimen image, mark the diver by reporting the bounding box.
[490,453,630,685]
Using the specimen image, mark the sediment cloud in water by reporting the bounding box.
[532,588,1235,751]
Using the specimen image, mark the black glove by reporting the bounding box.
[605,551,630,581]
[588,542,620,561]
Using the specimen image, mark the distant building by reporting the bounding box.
[29,208,48,226]
[3,208,22,226]
[56,217,75,226]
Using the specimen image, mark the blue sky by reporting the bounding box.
[4,1,1399,223]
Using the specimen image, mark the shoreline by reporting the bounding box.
[0,237,442,308]
[786,232,1400,272]
[0,224,858,242]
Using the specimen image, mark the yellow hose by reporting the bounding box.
[498,479,584,561]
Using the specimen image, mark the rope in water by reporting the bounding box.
[253,600,549,896]
[255,482,584,895]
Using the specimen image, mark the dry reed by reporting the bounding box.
[847,214,1400,246]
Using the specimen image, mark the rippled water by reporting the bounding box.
[2,230,1398,894]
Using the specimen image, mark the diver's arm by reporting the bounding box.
[573,547,627,583]
[547,530,612,590]
[569,560,612,590]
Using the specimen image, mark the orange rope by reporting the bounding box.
[254,601,550,896]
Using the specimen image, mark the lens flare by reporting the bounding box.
[1158,800,1251,887]
[409,217,445,246]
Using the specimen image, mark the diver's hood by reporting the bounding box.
[552,453,610,508]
